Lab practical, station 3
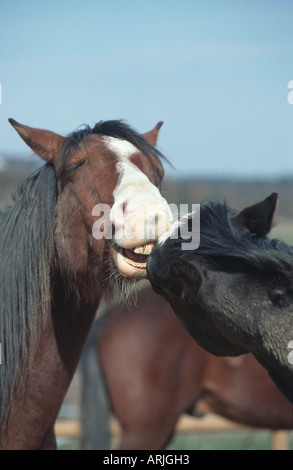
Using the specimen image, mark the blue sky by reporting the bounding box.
[1,0,293,178]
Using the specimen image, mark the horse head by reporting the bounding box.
[9,118,172,291]
[147,193,293,402]
[147,193,280,356]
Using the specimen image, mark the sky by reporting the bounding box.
[1,0,293,178]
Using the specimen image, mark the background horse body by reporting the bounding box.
[81,287,293,450]
[147,196,293,405]
[0,119,170,449]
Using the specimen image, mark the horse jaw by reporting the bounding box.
[111,242,156,278]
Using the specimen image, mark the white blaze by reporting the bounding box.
[104,136,172,247]
[105,137,138,159]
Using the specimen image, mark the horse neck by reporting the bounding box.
[0,275,101,449]
[50,268,102,371]
[253,349,293,404]
[248,311,293,403]
[27,272,101,419]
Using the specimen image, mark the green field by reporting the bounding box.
[57,429,293,450]
[166,430,293,451]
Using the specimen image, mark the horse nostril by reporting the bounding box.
[118,201,127,216]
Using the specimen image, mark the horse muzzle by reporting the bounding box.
[110,201,173,277]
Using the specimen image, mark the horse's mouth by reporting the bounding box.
[111,242,155,277]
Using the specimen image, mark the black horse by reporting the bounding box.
[147,193,293,404]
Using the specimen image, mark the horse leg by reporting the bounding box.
[118,430,174,451]
[117,412,178,451]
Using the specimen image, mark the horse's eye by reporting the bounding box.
[68,160,86,174]
[269,288,287,307]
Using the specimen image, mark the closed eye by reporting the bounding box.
[67,160,86,174]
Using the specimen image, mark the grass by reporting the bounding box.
[166,430,291,451]
[57,430,293,451]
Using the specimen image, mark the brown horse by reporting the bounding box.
[80,286,293,450]
[81,194,293,450]
[0,118,171,449]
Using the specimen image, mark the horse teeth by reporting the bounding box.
[134,246,145,254]
[143,243,154,255]
[133,243,154,255]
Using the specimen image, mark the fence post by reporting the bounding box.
[271,430,289,450]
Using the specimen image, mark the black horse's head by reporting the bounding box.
[147,193,293,402]
[147,193,293,360]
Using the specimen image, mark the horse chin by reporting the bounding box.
[111,242,155,278]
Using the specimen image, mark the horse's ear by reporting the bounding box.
[142,121,163,146]
[8,118,65,165]
[232,192,278,237]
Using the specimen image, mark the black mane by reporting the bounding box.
[188,201,293,277]
[0,164,57,423]
[62,119,167,163]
